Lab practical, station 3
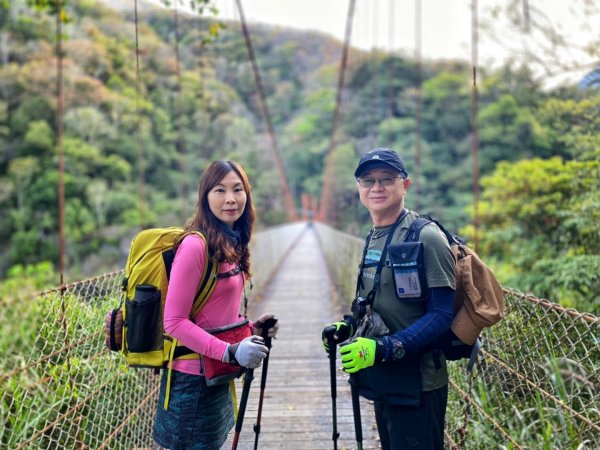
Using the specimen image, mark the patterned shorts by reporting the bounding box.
[153,370,234,450]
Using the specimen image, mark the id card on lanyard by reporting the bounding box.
[387,242,425,299]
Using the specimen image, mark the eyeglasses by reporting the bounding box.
[356,176,403,188]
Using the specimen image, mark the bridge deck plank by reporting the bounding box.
[225,227,380,449]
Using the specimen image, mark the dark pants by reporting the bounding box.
[373,385,448,450]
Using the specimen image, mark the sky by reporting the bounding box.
[147,0,599,87]
[214,0,472,59]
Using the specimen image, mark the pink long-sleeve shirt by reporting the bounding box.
[164,233,245,375]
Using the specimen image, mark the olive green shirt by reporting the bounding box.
[358,211,456,391]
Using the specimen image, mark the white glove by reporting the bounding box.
[223,336,268,369]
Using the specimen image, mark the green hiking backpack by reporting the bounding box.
[105,228,218,369]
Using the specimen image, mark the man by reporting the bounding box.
[322,148,456,449]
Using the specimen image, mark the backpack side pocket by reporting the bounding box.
[125,285,162,353]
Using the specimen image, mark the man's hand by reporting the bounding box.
[321,315,356,352]
[339,337,385,373]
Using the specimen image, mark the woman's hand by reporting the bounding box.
[253,314,279,338]
[226,336,268,369]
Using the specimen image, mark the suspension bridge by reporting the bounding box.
[2,222,598,449]
[1,0,599,449]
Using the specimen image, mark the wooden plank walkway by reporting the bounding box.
[225,226,380,449]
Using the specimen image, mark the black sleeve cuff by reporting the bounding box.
[228,345,239,365]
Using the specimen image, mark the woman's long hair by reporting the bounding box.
[179,160,255,277]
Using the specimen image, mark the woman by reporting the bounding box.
[153,160,278,450]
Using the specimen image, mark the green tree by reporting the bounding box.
[64,106,116,145]
[536,96,600,161]
[86,179,107,227]
[422,71,471,143]
[10,96,54,138]
[8,155,38,209]
[479,157,600,312]
[21,119,54,156]
[479,94,552,170]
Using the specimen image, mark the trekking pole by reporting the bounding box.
[351,377,363,450]
[232,340,260,450]
[328,339,340,450]
[253,318,278,450]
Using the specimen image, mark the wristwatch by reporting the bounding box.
[391,339,405,361]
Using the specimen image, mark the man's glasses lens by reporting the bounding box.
[358,177,401,188]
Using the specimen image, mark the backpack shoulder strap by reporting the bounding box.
[189,231,219,318]
[424,217,462,246]
[403,217,433,242]
[406,216,463,248]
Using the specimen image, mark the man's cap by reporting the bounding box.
[354,148,408,178]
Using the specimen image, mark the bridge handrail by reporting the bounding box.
[313,222,599,449]
[0,222,306,450]
[1,222,597,449]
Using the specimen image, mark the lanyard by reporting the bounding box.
[355,209,409,304]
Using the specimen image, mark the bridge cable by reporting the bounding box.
[522,0,531,32]
[471,0,480,253]
[234,0,298,221]
[381,0,394,145]
[414,0,422,209]
[173,1,188,217]
[369,0,378,149]
[55,0,66,289]
[195,13,207,126]
[317,0,356,223]
[53,0,76,414]
[388,0,394,51]
[453,4,482,443]
[134,0,147,228]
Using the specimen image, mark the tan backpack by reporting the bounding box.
[404,217,505,364]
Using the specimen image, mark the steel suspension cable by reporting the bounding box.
[369,0,379,149]
[471,0,480,253]
[522,0,531,32]
[382,0,394,139]
[386,0,395,133]
[388,0,394,51]
[56,0,65,290]
[54,0,76,424]
[317,0,356,223]
[195,19,206,121]
[173,0,188,217]
[134,0,146,228]
[372,0,379,50]
[235,0,297,221]
[414,0,422,209]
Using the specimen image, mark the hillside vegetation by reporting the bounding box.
[0,0,598,313]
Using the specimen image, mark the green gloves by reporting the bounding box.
[339,337,386,373]
[321,315,356,352]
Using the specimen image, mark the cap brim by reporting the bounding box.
[354,161,399,177]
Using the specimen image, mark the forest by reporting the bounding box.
[0,0,598,314]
